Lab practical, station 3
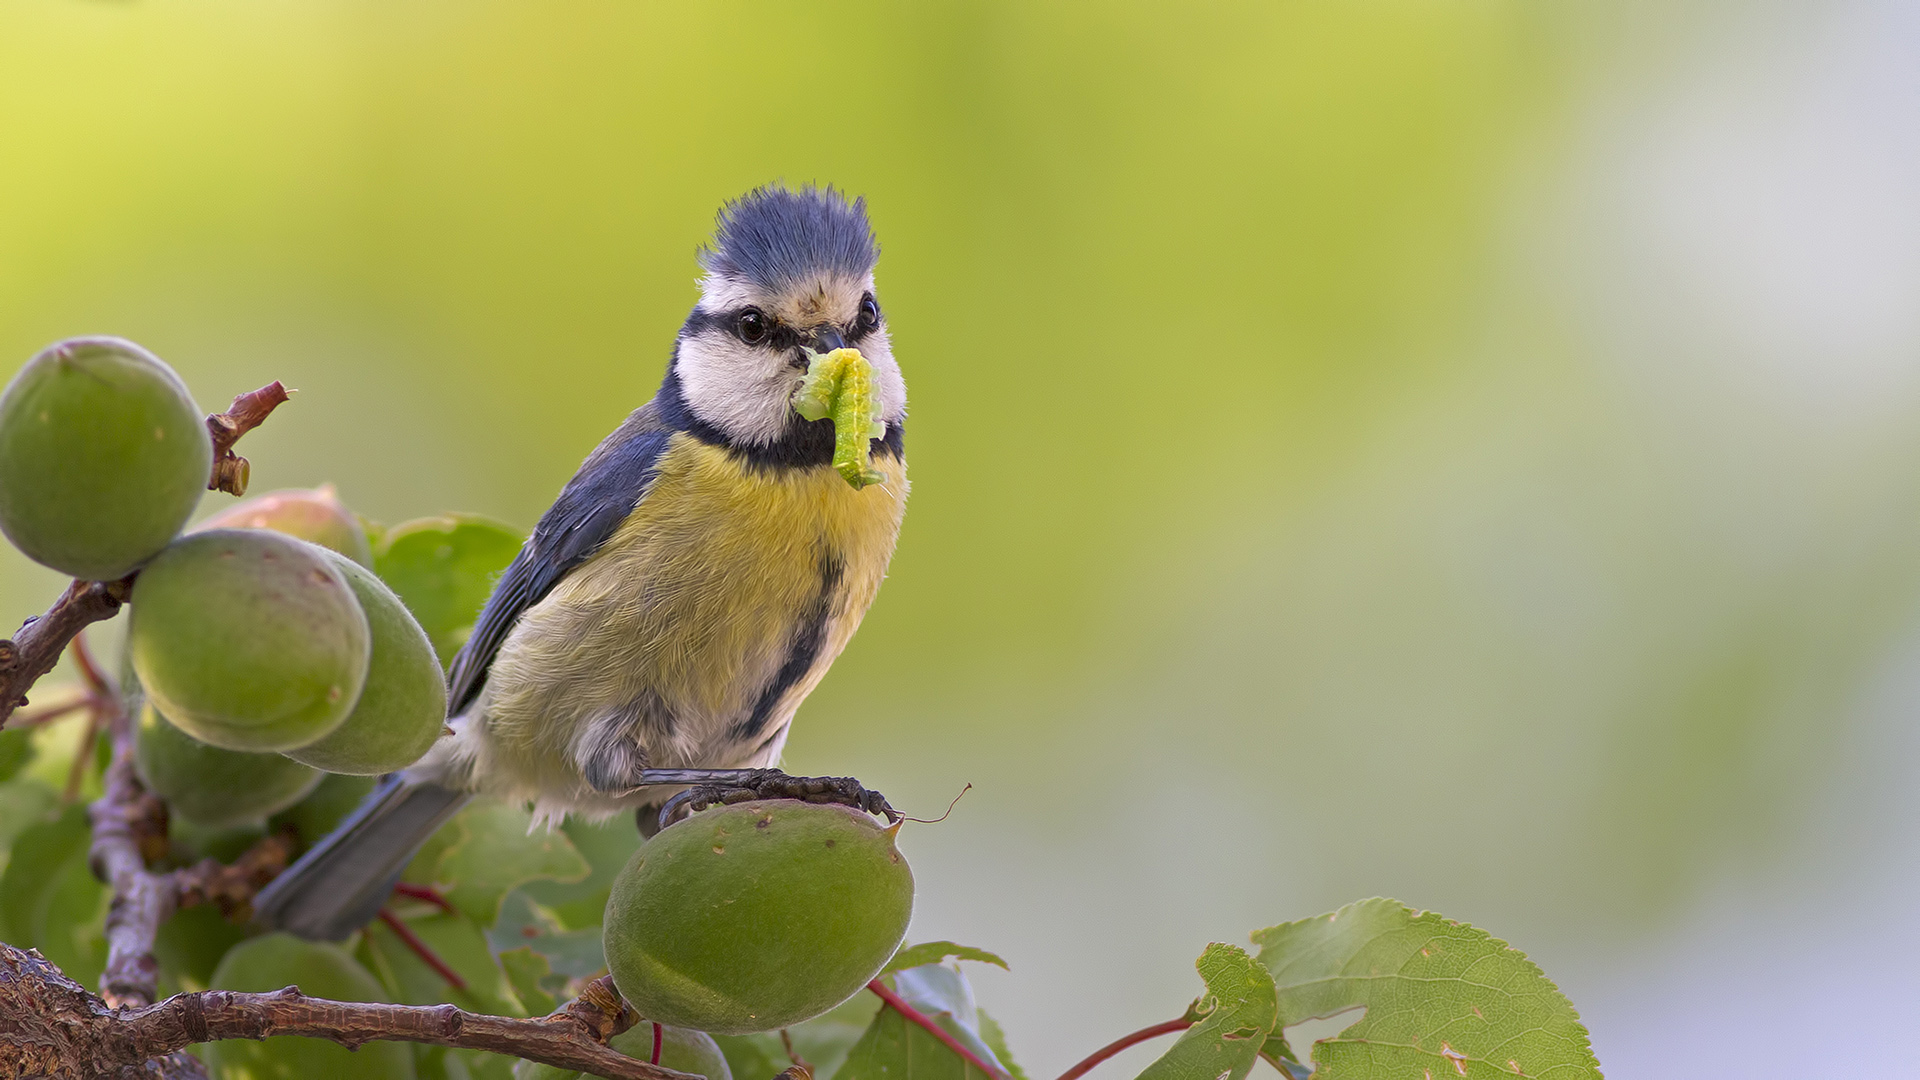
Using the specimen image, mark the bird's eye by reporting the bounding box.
[736,308,768,344]
[856,295,880,333]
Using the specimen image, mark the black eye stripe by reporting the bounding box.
[681,301,875,349]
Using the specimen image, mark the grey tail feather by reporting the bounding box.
[253,776,470,941]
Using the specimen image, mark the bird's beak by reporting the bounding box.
[811,326,847,354]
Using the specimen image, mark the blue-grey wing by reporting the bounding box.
[446,403,675,716]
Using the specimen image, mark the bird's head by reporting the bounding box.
[672,184,904,447]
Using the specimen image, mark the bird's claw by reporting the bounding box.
[653,768,896,832]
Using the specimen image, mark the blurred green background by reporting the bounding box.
[6,1,1920,1075]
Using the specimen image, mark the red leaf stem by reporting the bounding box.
[391,882,457,914]
[1054,1018,1194,1080]
[865,978,1006,1079]
[378,909,468,991]
[650,1021,664,1065]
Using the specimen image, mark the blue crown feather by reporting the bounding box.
[699,184,878,291]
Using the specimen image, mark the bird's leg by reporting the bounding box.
[637,768,897,832]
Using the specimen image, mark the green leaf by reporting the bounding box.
[1251,898,1603,1080]
[497,946,558,1015]
[0,726,36,783]
[517,814,645,930]
[0,774,57,875]
[153,903,250,992]
[882,941,1010,975]
[374,514,523,665]
[420,1045,519,1080]
[0,800,109,987]
[836,965,1007,1080]
[486,889,606,979]
[976,1011,1028,1080]
[271,772,378,847]
[711,992,881,1080]
[710,1033,790,1080]
[1136,944,1277,1080]
[406,801,589,929]
[788,990,883,1078]
[361,907,525,1018]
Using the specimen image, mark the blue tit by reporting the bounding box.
[255,184,908,941]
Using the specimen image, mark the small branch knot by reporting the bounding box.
[205,381,290,497]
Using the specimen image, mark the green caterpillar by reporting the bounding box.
[793,347,887,489]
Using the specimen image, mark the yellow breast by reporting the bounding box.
[477,433,907,783]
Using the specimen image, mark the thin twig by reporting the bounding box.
[0,577,134,727]
[205,381,291,497]
[87,698,172,1009]
[867,978,1007,1078]
[780,1026,814,1071]
[60,636,120,802]
[173,832,297,916]
[9,692,96,728]
[1053,1018,1194,1080]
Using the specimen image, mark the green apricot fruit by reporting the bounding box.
[603,800,913,1035]
[0,337,211,581]
[512,1023,733,1080]
[282,550,447,774]
[130,529,370,753]
[134,704,321,828]
[197,484,373,567]
[270,772,377,845]
[204,933,415,1080]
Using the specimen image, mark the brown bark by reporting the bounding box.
[204,381,290,497]
[0,577,134,725]
[0,946,696,1080]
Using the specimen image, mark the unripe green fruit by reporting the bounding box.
[282,550,447,774]
[271,772,377,844]
[603,800,913,1035]
[512,1024,732,1080]
[0,337,211,580]
[204,933,415,1080]
[133,704,321,828]
[197,484,373,567]
[130,529,370,752]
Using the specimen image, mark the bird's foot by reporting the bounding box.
[637,768,897,833]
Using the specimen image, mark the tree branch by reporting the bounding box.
[0,577,134,725]
[0,944,698,1080]
[0,941,698,1076]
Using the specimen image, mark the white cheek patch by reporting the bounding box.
[858,327,908,425]
[676,331,797,446]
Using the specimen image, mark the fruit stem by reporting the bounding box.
[1053,1018,1194,1080]
[865,978,1006,1078]
[377,908,468,991]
